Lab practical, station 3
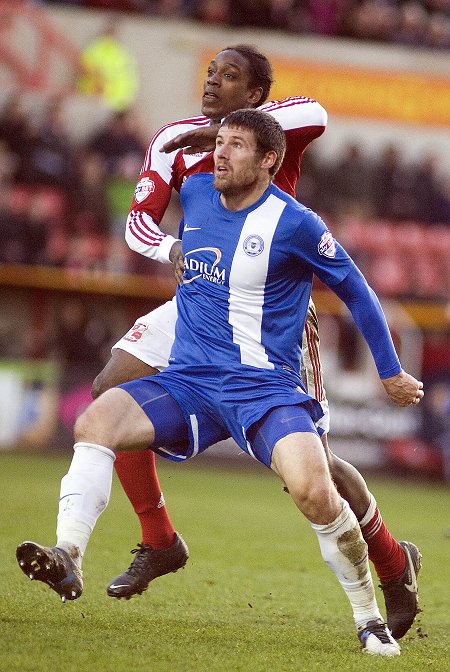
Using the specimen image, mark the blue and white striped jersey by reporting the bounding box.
[169,173,353,376]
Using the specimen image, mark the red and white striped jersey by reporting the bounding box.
[125,96,327,263]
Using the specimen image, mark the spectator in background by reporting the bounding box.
[394,0,428,46]
[77,18,139,112]
[70,151,110,237]
[152,0,193,17]
[40,0,450,47]
[227,0,273,27]
[25,191,58,265]
[0,181,66,267]
[17,99,76,196]
[0,183,30,265]
[85,109,144,177]
[85,110,145,249]
[306,0,354,36]
[268,0,313,34]
[413,153,450,224]
[0,94,33,183]
[340,0,399,43]
[321,142,376,218]
[425,11,450,49]
[371,143,420,220]
[0,141,24,263]
[192,0,230,23]
[3,187,67,266]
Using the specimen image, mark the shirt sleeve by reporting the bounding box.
[290,210,353,286]
[259,97,327,135]
[125,125,182,264]
[332,267,402,379]
[259,97,327,155]
[290,210,401,379]
[259,97,327,195]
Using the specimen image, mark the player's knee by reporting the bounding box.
[289,479,337,520]
[74,389,134,451]
[74,397,111,445]
[74,405,95,443]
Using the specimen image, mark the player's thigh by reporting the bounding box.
[118,378,191,452]
[248,404,320,470]
[75,387,158,451]
[271,430,339,523]
[271,430,330,491]
[252,405,329,490]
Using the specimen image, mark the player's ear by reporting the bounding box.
[249,87,263,106]
[261,150,277,172]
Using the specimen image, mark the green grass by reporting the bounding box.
[0,452,449,671]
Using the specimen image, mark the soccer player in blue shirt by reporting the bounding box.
[17,110,423,656]
[94,45,420,641]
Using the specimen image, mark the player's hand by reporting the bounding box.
[169,240,184,285]
[160,125,220,155]
[381,370,424,407]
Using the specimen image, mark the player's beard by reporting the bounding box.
[214,165,259,197]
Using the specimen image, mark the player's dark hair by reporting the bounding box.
[223,44,273,105]
[221,109,286,176]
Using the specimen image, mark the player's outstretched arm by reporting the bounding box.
[160,125,220,155]
[330,266,423,405]
[381,370,424,407]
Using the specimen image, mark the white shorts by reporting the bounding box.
[113,296,330,434]
[112,297,177,372]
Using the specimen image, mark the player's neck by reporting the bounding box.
[219,177,271,212]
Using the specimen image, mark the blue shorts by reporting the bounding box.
[119,364,323,468]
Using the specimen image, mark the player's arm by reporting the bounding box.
[259,97,328,153]
[125,127,182,263]
[292,215,423,406]
[331,267,424,407]
[160,97,327,156]
[160,125,220,155]
[170,239,184,285]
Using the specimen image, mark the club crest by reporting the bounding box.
[243,234,264,257]
[123,322,148,342]
[318,231,336,258]
[134,177,155,204]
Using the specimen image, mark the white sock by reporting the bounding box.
[358,493,376,527]
[311,499,382,629]
[57,442,115,560]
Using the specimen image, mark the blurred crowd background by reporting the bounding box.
[0,0,448,481]
[1,98,449,298]
[39,0,450,50]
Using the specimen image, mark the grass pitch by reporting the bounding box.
[1,452,449,671]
